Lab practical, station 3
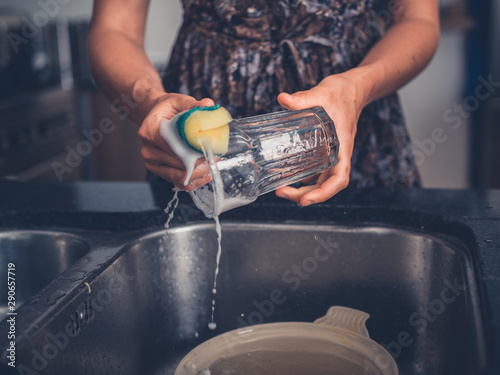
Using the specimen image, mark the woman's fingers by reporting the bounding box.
[277,91,308,111]
[140,139,185,170]
[275,184,318,204]
[299,175,319,185]
[277,131,353,205]
[145,162,189,190]
[184,173,212,191]
[142,140,215,187]
[275,161,350,206]
[137,93,219,187]
[275,75,362,205]
[199,97,215,107]
[300,164,350,206]
[145,159,212,191]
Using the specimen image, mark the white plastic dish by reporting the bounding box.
[174,306,398,375]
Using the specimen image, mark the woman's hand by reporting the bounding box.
[276,69,369,206]
[138,93,215,190]
[274,0,439,206]
[89,0,216,190]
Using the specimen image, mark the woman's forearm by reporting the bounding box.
[88,0,167,125]
[88,29,166,124]
[346,1,440,108]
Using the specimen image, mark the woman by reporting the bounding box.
[88,0,439,206]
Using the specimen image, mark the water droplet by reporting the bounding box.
[208,322,217,330]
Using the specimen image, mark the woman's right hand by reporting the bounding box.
[137,93,215,190]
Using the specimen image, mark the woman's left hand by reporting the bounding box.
[276,69,368,206]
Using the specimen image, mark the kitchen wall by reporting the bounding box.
[399,31,470,188]
[0,0,177,66]
[1,0,472,187]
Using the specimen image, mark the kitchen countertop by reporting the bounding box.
[0,179,499,374]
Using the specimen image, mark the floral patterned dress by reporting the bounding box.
[163,0,421,188]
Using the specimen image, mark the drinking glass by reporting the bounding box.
[189,106,339,218]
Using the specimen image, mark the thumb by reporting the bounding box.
[169,95,199,113]
[277,91,309,111]
[198,97,215,107]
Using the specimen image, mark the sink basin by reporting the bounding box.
[0,230,90,321]
[0,222,487,375]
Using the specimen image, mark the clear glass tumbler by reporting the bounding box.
[189,106,339,218]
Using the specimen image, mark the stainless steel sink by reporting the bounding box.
[0,230,90,320]
[0,222,487,375]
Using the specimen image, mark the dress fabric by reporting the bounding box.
[163,0,421,188]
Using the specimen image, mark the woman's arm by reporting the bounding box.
[357,0,441,105]
[88,0,213,189]
[276,0,440,206]
[88,0,163,123]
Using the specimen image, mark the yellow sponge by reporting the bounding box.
[177,105,232,155]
